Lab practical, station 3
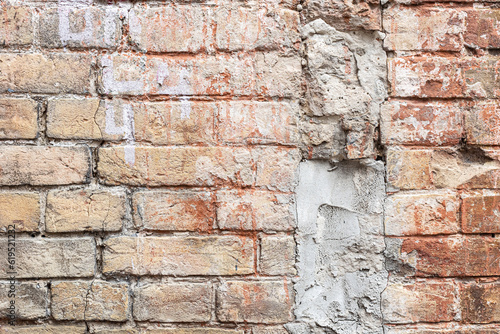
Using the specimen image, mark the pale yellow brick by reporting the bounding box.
[0,281,47,320]
[0,325,86,334]
[133,282,211,322]
[51,280,129,321]
[252,147,301,192]
[0,238,95,278]
[0,146,90,186]
[0,98,38,139]
[103,236,254,276]
[0,192,40,232]
[46,189,126,232]
[259,235,296,275]
[0,54,91,94]
[0,6,33,46]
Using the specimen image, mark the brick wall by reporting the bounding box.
[0,0,499,332]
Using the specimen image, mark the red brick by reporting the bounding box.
[382,280,458,323]
[133,191,215,232]
[103,236,254,276]
[385,190,460,236]
[465,101,500,145]
[397,235,500,277]
[461,190,500,233]
[384,7,464,51]
[217,101,299,145]
[461,283,500,323]
[381,100,463,146]
[465,9,500,49]
[389,57,500,98]
[217,280,293,323]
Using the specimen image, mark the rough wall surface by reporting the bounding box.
[0,0,498,332]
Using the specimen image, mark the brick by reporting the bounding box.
[39,6,121,48]
[396,235,500,277]
[384,191,460,236]
[303,0,381,31]
[133,100,215,145]
[0,146,90,186]
[46,189,126,232]
[51,280,129,321]
[100,53,301,98]
[133,191,214,232]
[103,236,254,276]
[461,190,500,234]
[465,9,500,49]
[383,7,464,51]
[133,282,212,322]
[385,326,500,334]
[259,235,296,275]
[382,280,457,323]
[0,192,40,232]
[215,7,299,51]
[0,53,91,94]
[217,101,299,145]
[98,146,253,187]
[144,330,244,334]
[381,100,463,146]
[386,148,433,190]
[0,326,86,334]
[129,5,213,53]
[252,327,288,334]
[0,98,38,139]
[0,281,47,319]
[217,280,293,323]
[389,57,500,98]
[216,190,295,231]
[252,147,301,192]
[465,101,500,145]
[0,238,95,278]
[461,283,500,323]
[0,6,33,46]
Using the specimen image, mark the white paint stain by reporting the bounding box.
[58,6,93,46]
[105,101,136,167]
[101,55,144,95]
[180,98,191,119]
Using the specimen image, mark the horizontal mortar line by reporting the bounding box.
[2,230,293,237]
[382,1,500,9]
[384,233,500,238]
[386,96,500,102]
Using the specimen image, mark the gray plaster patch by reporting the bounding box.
[290,160,387,334]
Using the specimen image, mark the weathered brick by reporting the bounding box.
[252,147,301,192]
[465,101,500,145]
[251,327,288,334]
[39,6,121,48]
[145,330,243,334]
[461,283,500,323]
[0,192,40,232]
[0,146,90,186]
[0,54,91,94]
[259,235,296,275]
[0,98,38,139]
[396,235,500,277]
[133,282,212,322]
[214,7,299,51]
[381,100,463,146]
[389,57,500,98]
[100,53,301,98]
[98,146,253,187]
[133,191,214,232]
[465,9,500,49]
[0,238,95,278]
[461,190,500,234]
[0,281,47,320]
[303,0,381,31]
[103,236,254,276]
[383,7,464,51]
[217,101,299,145]
[0,326,86,334]
[46,189,126,232]
[51,280,129,321]
[385,190,460,236]
[386,148,433,190]
[385,325,500,334]
[0,6,33,46]
[382,280,457,323]
[216,190,295,231]
[217,280,293,323]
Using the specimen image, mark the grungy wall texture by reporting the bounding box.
[0,0,499,333]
